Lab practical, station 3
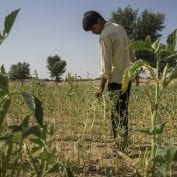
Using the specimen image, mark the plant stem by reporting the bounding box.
[2,142,13,177]
[150,51,160,176]
[11,138,23,177]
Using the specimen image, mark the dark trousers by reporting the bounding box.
[108,82,131,139]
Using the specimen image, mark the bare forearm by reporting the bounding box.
[99,78,107,93]
[96,78,107,98]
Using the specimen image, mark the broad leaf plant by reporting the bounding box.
[122,29,177,177]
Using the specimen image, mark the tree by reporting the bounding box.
[47,55,66,82]
[110,5,165,42]
[110,5,138,40]
[110,6,165,64]
[135,10,166,67]
[8,62,30,85]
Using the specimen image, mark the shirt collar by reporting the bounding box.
[101,21,111,33]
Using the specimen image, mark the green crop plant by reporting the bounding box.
[0,61,44,176]
[23,122,73,177]
[122,29,177,176]
[0,9,74,177]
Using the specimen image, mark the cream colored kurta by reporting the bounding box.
[99,22,131,84]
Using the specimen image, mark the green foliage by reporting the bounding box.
[0,9,20,45]
[122,29,177,176]
[0,70,9,97]
[0,67,42,176]
[156,139,177,177]
[0,9,73,177]
[24,123,74,177]
[122,59,156,92]
[8,62,31,85]
[0,96,11,127]
[122,29,177,92]
[0,69,43,128]
[166,29,177,53]
[110,5,165,41]
[128,36,153,52]
[65,73,81,97]
[135,10,165,41]
[0,64,74,177]
[3,69,177,177]
[21,92,43,126]
[110,5,138,39]
[135,122,167,135]
[0,65,5,74]
[47,55,66,82]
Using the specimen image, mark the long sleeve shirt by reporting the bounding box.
[99,22,131,84]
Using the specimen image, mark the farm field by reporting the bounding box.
[1,3,177,177]
[4,79,177,177]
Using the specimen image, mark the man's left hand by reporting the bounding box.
[96,91,102,98]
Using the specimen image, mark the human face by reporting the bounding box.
[90,19,104,35]
[90,23,101,34]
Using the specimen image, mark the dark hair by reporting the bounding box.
[82,10,105,31]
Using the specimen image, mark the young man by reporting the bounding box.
[82,10,131,149]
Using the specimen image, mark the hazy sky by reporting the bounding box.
[0,0,177,79]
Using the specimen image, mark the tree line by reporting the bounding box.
[1,55,66,85]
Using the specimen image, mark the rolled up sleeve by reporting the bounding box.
[99,37,112,80]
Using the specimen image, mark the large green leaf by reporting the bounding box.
[21,92,43,126]
[39,149,52,160]
[23,126,42,138]
[161,63,168,89]
[165,67,177,86]
[0,71,9,97]
[152,38,160,52]
[61,161,74,177]
[121,59,156,92]
[0,33,3,43]
[145,35,152,48]
[3,9,20,36]
[30,138,45,147]
[0,9,20,45]
[167,29,177,53]
[157,164,167,177]
[150,122,167,135]
[0,96,11,127]
[135,123,167,136]
[134,127,151,135]
[22,115,30,129]
[128,36,154,53]
[0,84,9,97]
[48,161,74,177]
[121,60,145,92]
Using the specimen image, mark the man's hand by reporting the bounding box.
[95,78,107,98]
[96,91,102,98]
